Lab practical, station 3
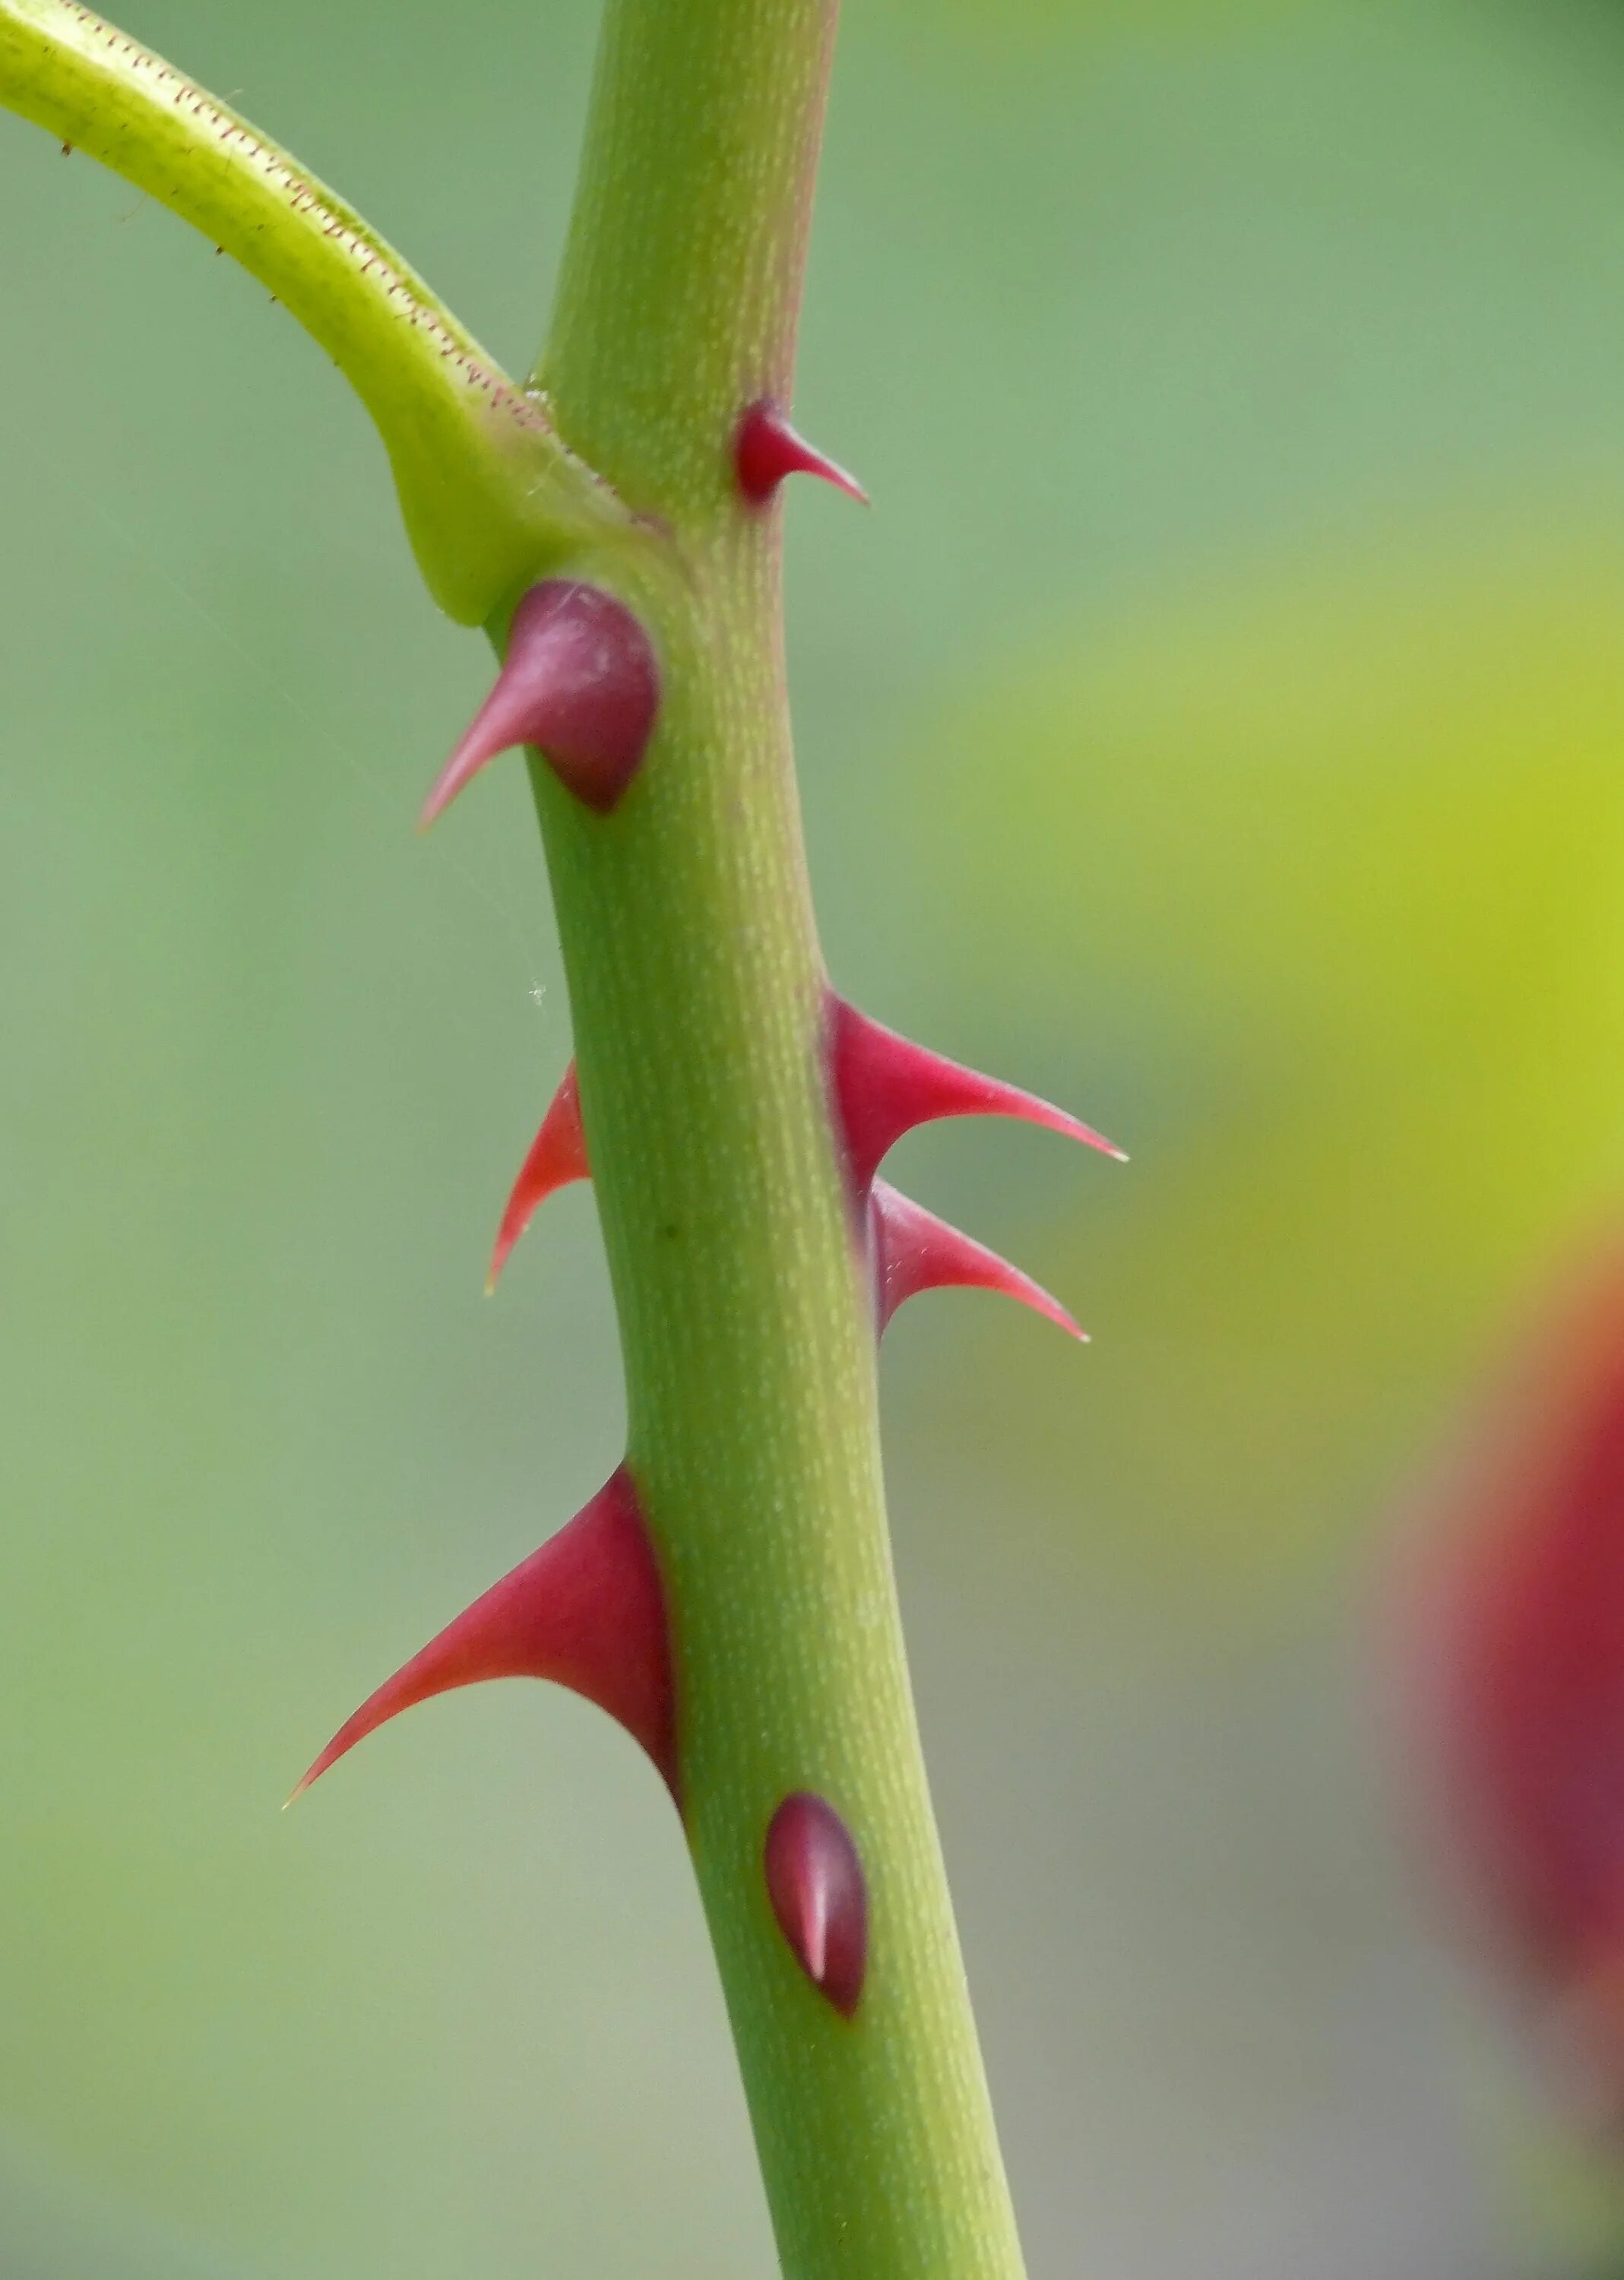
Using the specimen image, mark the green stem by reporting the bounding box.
[0,2,1034,2269]
[530,6,1029,2275]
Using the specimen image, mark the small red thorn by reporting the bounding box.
[293,1466,677,1800]
[487,1062,589,1290]
[764,1792,868,2016]
[419,580,660,826]
[869,1178,1084,1340]
[734,399,869,508]
[828,993,1125,1198]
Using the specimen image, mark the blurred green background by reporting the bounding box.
[8,0,1624,2272]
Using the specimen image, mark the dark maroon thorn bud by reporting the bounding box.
[419,580,660,825]
[869,1177,1084,1341]
[291,1466,677,1800]
[764,1792,868,2016]
[487,1062,590,1291]
[827,993,1125,1199]
[734,399,869,508]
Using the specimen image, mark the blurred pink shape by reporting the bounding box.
[1402,1241,1624,2122]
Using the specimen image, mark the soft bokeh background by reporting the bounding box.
[7,0,1624,2272]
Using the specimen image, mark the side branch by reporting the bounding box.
[0,0,635,621]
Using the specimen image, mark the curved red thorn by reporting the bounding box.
[734,399,869,508]
[487,1062,589,1291]
[764,1792,868,2016]
[419,580,660,825]
[291,1466,677,1801]
[828,993,1125,1198]
[869,1178,1084,1340]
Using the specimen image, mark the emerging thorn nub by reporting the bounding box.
[734,400,869,509]
[420,581,660,826]
[764,1791,868,2016]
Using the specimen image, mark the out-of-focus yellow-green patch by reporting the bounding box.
[891,504,1624,1614]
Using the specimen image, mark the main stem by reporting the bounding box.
[526,4,1028,2275]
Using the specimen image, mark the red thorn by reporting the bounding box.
[764,1792,868,2016]
[734,399,869,508]
[487,1062,589,1290]
[828,994,1125,1198]
[869,1178,1084,1340]
[292,1466,677,1800]
[419,581,660,825]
